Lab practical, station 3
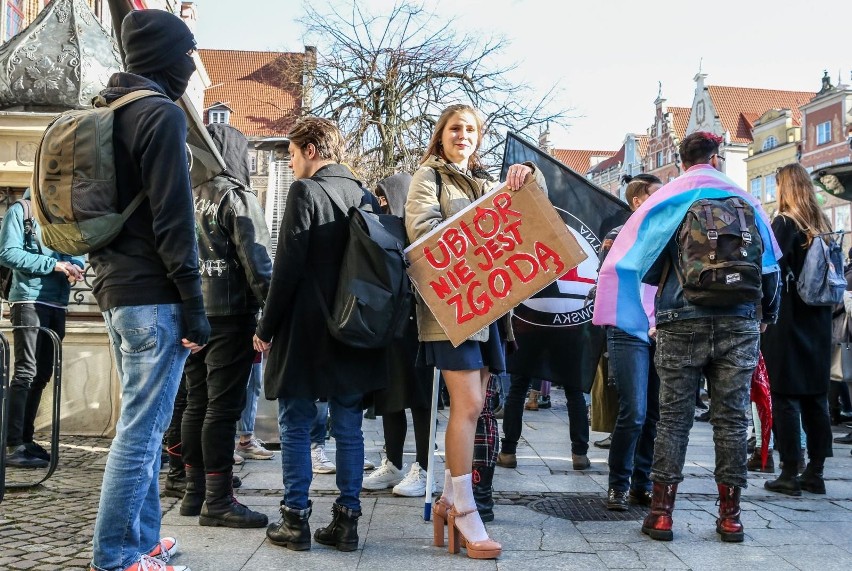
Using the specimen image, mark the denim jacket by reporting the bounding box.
[643,237,781,326]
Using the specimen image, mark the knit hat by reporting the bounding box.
[121,9,196,74]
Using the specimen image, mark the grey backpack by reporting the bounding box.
[795,231,846,306]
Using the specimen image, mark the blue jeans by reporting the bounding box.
[92,304,189,571]
[236,360,262,436]
[313,401,329,445]
[278,393,364,511]
[606,327,660,492]
[651,316,759,489]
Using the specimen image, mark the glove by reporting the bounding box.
[182,295,211,346]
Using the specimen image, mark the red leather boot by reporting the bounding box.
[641,482,677,541]
[716,484,744,542]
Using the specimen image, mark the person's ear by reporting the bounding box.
[304,143,316,160]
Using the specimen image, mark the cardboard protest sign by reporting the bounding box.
[405,178,587,347]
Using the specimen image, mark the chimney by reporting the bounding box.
[302,45,317,115]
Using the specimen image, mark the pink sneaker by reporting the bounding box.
[148,537,177,562]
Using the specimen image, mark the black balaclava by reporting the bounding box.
[206,124,251,187]
[121,9,197,100]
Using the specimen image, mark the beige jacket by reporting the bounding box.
[404,155,546,343]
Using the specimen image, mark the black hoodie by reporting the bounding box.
[88,73,202,309]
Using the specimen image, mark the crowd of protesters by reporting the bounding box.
[2,9,851,571]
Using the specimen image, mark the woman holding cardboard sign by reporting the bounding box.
[405,104,545,560]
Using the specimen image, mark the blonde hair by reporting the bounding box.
[776,163,832,245]
[421,104,485,171]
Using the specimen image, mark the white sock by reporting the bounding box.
[451,473,488,542]
[440,469,453,504]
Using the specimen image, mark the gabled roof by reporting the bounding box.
[668,107,691,140]
[199,49,304,138]
[551,149,617,174]
[588,144,625,175]
[706,86,814,144]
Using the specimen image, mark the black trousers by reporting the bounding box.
[181,315,256,473]
[7,304,65,447]
[165,374,188,462]
[771,391,833,469]
[501,374,589,455]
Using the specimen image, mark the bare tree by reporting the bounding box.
[300,1,570,186]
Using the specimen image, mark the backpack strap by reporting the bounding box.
[701,202,718,260]
[310,179,353,324]
[314,179,351,218]
[92,89,166,110]
[14,199,42,255]
[734,201,752,245]
[433,168,443,203]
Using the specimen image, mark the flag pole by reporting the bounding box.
[423,367,441,521]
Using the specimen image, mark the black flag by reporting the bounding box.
[501,132,631,391]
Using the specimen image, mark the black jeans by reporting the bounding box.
[7,303,65,447]
[501,374,589,455]
[771,392,833,469]
[165,374,188,461]
[181,315,257,473]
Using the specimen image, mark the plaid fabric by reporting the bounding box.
[473,375,499,468]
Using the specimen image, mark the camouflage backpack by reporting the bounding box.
[674,197,764,306]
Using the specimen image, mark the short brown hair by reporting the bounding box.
[288,117,344,162]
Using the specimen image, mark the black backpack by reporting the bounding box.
[673,197,764,306]
[0,199,38,301]
[312,181,412,349]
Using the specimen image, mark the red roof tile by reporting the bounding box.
[635,135,649,160]
[706,86,814,144]
[669,107,691,139]
[588,144,625,175]
[199,49,303,138]
[551,148,617,174]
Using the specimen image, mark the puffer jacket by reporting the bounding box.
[404,155,546,343]
[194,175,272,316]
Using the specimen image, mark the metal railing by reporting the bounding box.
[0,325,63,503]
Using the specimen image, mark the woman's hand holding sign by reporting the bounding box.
[505,163,532,190]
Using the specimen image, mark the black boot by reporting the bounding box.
[162,443,186,499]
[180,467,205,516]
[267,501,312,551]
[764,465,801,496]
[797,462,826,494]
[314,502,361,552]
[199,472,268,528]
[473,466,495,523]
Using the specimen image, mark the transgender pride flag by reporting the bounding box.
[592,164,781,342]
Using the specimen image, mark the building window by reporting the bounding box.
[762,136,777,151]
[5,0,25,41]
[817,121,831,145]
[656,151,663,169]
[209,110,229,124]
[764,174,776,202]
[750,178,763,201]
[249,152,257,174]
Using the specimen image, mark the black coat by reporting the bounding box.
[257,164,387,400]
[761,215,832,395]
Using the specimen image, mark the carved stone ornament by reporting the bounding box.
[0,0,122,110]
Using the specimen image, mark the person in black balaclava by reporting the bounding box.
[121,8,197,100]
[89,9,207,571]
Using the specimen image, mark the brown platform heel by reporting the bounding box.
[447,508,502,559]
[432,497,452,547]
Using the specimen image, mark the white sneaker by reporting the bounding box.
[236,437,274,460]
[311,443,336,474]
[233,451,245,465]
[392,462,429,497]
[364,456,375,471]
[362,458,403,490]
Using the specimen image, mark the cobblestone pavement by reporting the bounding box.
[2,390,852,570]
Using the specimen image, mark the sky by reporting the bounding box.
[194,0,850,152]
